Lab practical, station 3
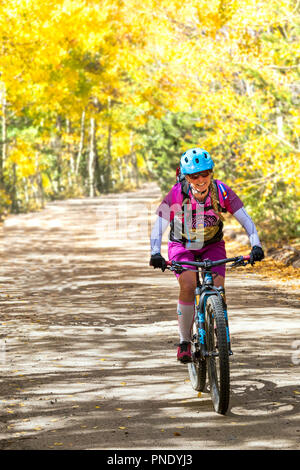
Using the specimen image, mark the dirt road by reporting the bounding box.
[0,182,299,450]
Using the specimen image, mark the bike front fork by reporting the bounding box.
[217,287,233,355]
[194,287,233,357]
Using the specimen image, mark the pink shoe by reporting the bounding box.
[177,342,192,363]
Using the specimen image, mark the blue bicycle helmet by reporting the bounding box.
[180,148,214,175]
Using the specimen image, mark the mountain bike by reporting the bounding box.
[165,254,250,415]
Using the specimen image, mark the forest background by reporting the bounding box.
[0,0,299,246]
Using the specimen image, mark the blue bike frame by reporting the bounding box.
[167,255,250,357]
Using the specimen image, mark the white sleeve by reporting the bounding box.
[150,216,169,255]
[232,207,262,248]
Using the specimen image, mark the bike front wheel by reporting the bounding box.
[206,295,230,415]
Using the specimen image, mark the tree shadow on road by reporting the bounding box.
[0,217,299,449]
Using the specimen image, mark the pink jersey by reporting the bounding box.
[156,180,243,247]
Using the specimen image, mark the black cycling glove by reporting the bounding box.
[250,245,264,265]
[149,253,167,272]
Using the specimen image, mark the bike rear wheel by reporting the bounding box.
[188,320,206,392]
[206,295,230,415]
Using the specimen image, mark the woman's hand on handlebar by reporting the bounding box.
[250,246,264,265]
[149,253,167,272]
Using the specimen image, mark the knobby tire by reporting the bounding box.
[206,295,230,415]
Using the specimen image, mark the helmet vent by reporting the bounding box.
[195,158,199,163]
[193,150,197,154]
[185,157,188,163]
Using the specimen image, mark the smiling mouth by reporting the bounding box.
[192,183,207,194]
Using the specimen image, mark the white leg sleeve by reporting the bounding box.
[177,301,194,343]
[233,207,262,247]
[150,216,169,255]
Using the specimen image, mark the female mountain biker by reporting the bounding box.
[149,148,264,363]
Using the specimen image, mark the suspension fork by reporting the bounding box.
[217,286,232,354]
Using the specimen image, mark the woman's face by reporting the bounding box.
[186,170,212,194]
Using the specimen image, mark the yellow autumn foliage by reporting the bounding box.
[0,0,298,242]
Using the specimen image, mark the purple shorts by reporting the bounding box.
[168,240,226,278]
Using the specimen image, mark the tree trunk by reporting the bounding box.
[105,122,112,192]
[36,152,45,207]
[104,97,112,192]
[130,132,139,188]
[88,117,96,197]
[76,110,85,175]
[131,153,139,188]
[66,118,75,175]
[118,158,124,184]
[55,116,63,192]
[11,163,18,213]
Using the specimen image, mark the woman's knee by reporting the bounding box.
[178,272,197,296]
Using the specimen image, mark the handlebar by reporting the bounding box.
[166,255,250,270]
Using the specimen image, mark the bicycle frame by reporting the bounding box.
[166,255,250,358]
[196,266,228,359]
